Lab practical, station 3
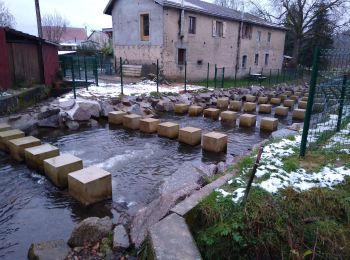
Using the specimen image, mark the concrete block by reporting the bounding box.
[24,144,60,173]
[298,101,307,109]
[8,136,41,162]
[239,114,257,127]
[295,91,302,96]
[202,131,228,153]
[203,108,220,119]
[0,129,25,151]
[123,114,141,130]
[259,104,272,114]
[157,122,179,139]
[0,123,11,132]
[258,96,268,104]
[283,99,295,109]
[188,105,203,116]
[284,91,293,96]
[304,93,309,97]
[278,94,287,102]
[275,106,289,117]
[68,166,112,206]
[293,109,306,120]
[229,100,241,111]
[220,111,237,123]
[174,104,190,114]
[246,95,256,102]
[178,127,202,146]
[44,154,83,189]
[260,117,278,131]
[139,118,160,133]
[270,97,281,105]
[108,111,126,125]
[301,97,308,102]
[243,102,257,113]
[290,95,299,101]
[216,97,229,109]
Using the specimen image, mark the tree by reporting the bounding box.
[42,11,69,43]
[0,1,15,28]
[214,0,244,10]
[250,0,350,66]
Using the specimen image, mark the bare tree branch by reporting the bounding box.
[42,11,69,43]
[0,1,15,28]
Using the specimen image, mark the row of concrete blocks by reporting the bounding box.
[238,91,308,104]
[0,123,111,206]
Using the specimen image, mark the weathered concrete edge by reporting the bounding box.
[171,172,234,216]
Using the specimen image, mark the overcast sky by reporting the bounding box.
[3,0,221,37]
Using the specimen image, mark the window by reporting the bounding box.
[140,14,150,41]
[265,54,269,66]
[268,32,271,42]
[257,31,261,42]
[189,16,196,34]
[178,48,186,65]
[216,21,223,37]
[254,54,259,65]
[242,55,247,69]
[242,24,252,39]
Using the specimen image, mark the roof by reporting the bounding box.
[1,27,59,46]
[104,0,285,30]
[42,26,87,43]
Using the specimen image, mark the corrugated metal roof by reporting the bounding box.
[104,0,285,30]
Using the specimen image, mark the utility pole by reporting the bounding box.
[34,0,43,38]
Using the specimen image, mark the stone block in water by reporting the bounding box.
[8,136,41,161]
[24,144,60,173]
[220,111,237,123]
[295,91,302,96]
[0,123,11,132]
[278,94,287,102]
[239,114,257,127]
[216,97,229,109]
[246,95,256,102]
[284,91,292,96]
[188,105,203,116]
[123,114,141,130]
[44,154,83,189]
[270,97,281,105]
[259,104,272,114]
[174,104,190,114]
[301,97,308,102]
[178,127,202,146]
[68,166,112,206]
[260,117,278,131]
[140,118,160,133]
[229,100,241,111]
[298,101,307,109]
[0,129,25,151]
[292,109,306,121]
[108,111,126,125]
[258,96,268,104]
[203,108,220,119]
[283,99,295,109]
[290,95,299,101]
[157,122,179,139]
[202,132,228,153]
[243,102,257,113]
[275,106,289,117]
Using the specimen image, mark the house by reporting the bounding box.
[104,0,286,80]
[43,26,87,51]
[0,27,59,89]
[81,30,110,50]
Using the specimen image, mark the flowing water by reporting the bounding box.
[0,111,294,259]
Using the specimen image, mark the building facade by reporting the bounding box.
[104,0,286,80]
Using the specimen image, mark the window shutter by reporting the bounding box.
[222,22,227,38]
[212,20,217,37]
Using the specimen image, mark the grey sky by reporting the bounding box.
[3,0,221,37]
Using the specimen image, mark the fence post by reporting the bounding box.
[63,58,66,77]
[77,56,81,79]
[206,62,209,88]
[336,75,347,131]
[184,61,187,92]
[84,56,88,90]
[156,59,159,93]
[70,57,76,99]
[94,57,98,86]
[120,57,124,95]
[300,47,320,158]
[214,64,217,89]
[221,67,225,88]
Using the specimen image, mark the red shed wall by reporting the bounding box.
[42,44,59,86]
[0,28,12,89]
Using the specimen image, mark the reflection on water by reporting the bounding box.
[0,110,293,259]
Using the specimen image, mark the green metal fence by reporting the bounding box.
[300,48,350,157]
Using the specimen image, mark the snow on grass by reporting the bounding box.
[217,133,350,203]
[62,80,205,100]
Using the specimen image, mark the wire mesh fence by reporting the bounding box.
[300,48,350,156]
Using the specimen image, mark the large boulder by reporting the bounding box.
[37,114,60,128]
[67,100,101,121]
[113,225,130,250]
[37,108,60,120]
[68,217,113,247]
[59,99,76,111]
[28,240,70,260]
[99,101,114,117]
